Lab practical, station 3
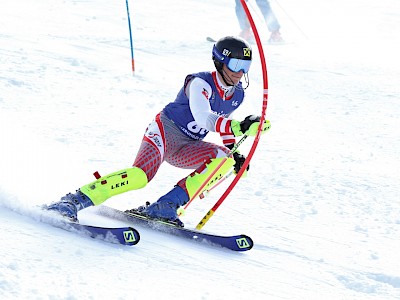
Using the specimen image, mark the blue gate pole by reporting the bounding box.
[125,0,135,74]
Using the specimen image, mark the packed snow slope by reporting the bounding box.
[0,0,399,299]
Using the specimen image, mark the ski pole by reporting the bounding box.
[199,171,233,199]
[178,135,248,216]
[196,0,269,230]
[125,0,135,73]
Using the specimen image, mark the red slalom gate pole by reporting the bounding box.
[196,0,269,230]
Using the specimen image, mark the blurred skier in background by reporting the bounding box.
[235,0,284,43]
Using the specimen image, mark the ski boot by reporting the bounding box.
[125,157,234,227]
[126,185,188,227]
[47,190,94,222]
[268,30,284,43]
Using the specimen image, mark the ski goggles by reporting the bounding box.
[212,45,252,73]
[226,57,252,73]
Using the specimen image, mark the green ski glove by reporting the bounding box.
[231,115,271,137]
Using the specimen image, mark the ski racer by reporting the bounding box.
[46,36,271,226]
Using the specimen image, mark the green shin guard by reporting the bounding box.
[185,157,235,199]
[80,167,148,206]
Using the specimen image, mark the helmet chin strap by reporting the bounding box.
[218,68,250,91]
[216,69,235,99]
[219,68,235,87]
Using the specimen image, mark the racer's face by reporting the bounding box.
[222,64,244,86]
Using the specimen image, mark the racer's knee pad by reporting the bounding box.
[184,157,235,199]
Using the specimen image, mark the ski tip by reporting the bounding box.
[121,226,141,246]
[235,234,254,251]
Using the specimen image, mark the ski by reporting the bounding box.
[97,206,253,252]
[206,36,216,42]
[62,222,140,246]
[39,213,140,246]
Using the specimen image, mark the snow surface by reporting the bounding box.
[1,0,399,299]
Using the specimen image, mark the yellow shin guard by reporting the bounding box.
[80,167,148,206]
[185,157,235,199]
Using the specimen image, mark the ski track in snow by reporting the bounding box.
[1,0,399,299]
